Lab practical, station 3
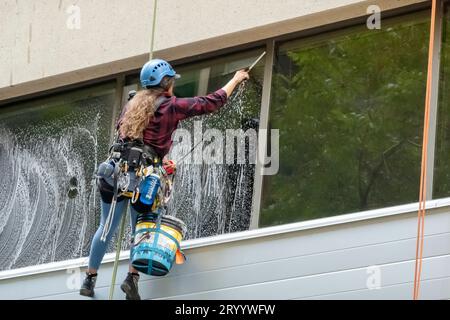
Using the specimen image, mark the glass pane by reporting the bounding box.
[260,12,430,227]
[433,5,450,198]
[168,50,265,238]
[0,82,116,270]
[125,51,265,239]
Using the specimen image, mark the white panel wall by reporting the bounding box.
[1,203,449,300]
[0,0,426,92]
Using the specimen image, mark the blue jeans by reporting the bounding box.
[88,173,141,271]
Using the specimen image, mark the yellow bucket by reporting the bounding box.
[131,214,187,276]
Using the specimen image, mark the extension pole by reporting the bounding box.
[108,209,127,300]
[247,51,266,72]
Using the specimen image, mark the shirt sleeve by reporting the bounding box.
[173,89,228,121]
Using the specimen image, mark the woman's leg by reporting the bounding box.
[128,206,139,274]
[120,204,142,300]
[87,198,129,273]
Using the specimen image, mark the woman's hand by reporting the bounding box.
[222,69,250,97]
[233,70,250,84]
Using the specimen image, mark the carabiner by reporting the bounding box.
[131,187,140,204]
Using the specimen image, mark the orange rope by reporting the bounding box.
[413,0,438,300]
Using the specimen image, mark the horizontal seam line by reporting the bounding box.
[294,275,450,300]
[145,230,450,281]
[153,254,450,300]
[139,231,450,282]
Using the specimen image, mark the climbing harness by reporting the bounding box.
[413,0,438,300]
[98,135,173,241]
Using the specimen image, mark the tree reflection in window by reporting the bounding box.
[261,13,430,226]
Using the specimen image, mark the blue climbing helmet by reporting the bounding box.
[140,59,180,88]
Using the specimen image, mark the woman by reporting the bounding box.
[80,59,249,300]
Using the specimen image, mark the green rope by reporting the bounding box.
[108,207,127,300]
[108,0,159,300]
[149,0,158,60]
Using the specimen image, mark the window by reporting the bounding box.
[260,12,430,227]
[0,82,116,270]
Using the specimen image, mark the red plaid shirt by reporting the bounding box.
[117,89,228,157]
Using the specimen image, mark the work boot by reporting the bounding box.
[79,272,97,298]
[121,272,141,300]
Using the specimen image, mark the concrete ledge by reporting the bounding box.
[0,0,427,104]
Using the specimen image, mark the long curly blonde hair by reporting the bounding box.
[119,77,174,140]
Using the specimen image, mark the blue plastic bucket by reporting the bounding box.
[131,214,187,276]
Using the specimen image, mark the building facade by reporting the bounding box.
[1,0,450,300]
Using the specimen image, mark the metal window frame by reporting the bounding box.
[109,75,125,144]
[427,0,445,199]
[250,40,275,229]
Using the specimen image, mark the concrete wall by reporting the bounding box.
[1,200,449,300]
[0,0,426,100]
